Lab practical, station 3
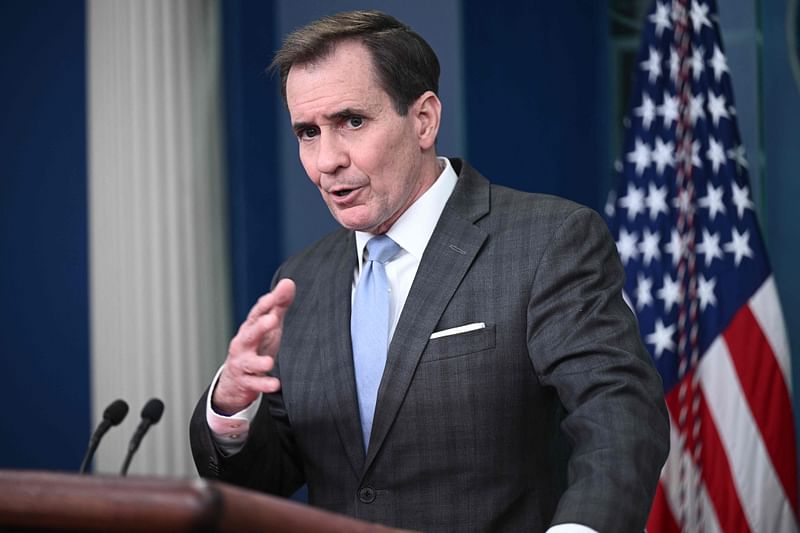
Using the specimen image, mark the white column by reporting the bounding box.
[88,0,230,476]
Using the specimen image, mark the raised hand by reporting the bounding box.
[212,278,296,415]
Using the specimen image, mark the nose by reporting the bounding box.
[316,132,349,175]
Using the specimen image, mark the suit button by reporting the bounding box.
[358,486,376,503]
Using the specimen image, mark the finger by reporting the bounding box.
[269,280,296,327]
[213,369,280,412]
[236,280,295,355]
[271,278,296,311]
[246,293,274,322]
[245,278,296,322]
[256,326,283,357]
[238,373,282,394]
[232,312,280,353]
[229,314,278,354]
[230,353,275,376]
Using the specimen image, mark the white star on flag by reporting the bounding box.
[652,137,676,175]
[697,228,723,266]
[724,227,754,266]
[690,0,713,33]
[645,319,676,358]
[658,91,679,129]
[672,189,693,216]
[690,92,706,125]
[727,144,748,173]
[657,272,681,312]
[709,45,729,82]
[639,228,662,266]
[691,45,706,81]
[616,228,639,265]
[731,181,755,219]
[635,273,654,310]
[619,185,646,221]
[627,139,652,176]
[641,46,662,83]
[698,183,726,221]
[697,273,717,311]
[634,93,657,129]
[664,229,687,267]
[645,182,669,220]
[706,136,727,173]
[649,1,672,38]
[707,91,730,126]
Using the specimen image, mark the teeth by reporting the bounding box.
[334,190,351,197]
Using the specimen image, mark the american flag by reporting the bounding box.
[605,1,798,531]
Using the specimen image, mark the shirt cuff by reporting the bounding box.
[547,524,598,533]
[205,364,262,456]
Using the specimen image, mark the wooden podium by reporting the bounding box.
[0,470,414,532]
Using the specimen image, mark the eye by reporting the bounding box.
[346,116,363,129]
[297,127,319,140]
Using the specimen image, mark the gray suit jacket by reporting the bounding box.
[191,159,669,532]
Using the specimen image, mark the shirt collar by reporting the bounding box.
[355,156,458,266]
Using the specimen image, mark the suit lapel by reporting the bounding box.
[364,161,490,472]
[318,232,366,475]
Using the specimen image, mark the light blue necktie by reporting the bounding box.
[352,235,401,450]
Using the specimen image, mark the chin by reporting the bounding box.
[333,212,379,233]
[344,222,379,233]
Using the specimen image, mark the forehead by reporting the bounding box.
[285,41,389,119]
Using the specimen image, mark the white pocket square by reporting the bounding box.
[430,322,486,339]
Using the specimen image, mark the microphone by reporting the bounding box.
[120,398,164,476]
[79,399,129,474]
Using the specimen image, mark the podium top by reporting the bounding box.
[0,469,417,533]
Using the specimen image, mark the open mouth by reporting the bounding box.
[333,189,353,197]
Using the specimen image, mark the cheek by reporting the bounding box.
[357,146,399,187]
[307,169,322,188]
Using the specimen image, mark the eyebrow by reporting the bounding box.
[291,107,371,132]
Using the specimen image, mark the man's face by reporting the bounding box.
[286,40,433,234]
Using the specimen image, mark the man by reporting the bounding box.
[190,10,669,532]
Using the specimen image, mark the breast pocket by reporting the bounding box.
[420,324,496,363]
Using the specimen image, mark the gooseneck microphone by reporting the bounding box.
[79,399,129,474]
[120,398,164,476]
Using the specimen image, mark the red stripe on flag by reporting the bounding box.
[647,481,681,533]
[723,304,799,516]
[698,387,751,533]
[663,380,752,533]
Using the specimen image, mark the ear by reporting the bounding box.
[412,91,441,151]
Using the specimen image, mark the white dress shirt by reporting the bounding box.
[204,157,597,533]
